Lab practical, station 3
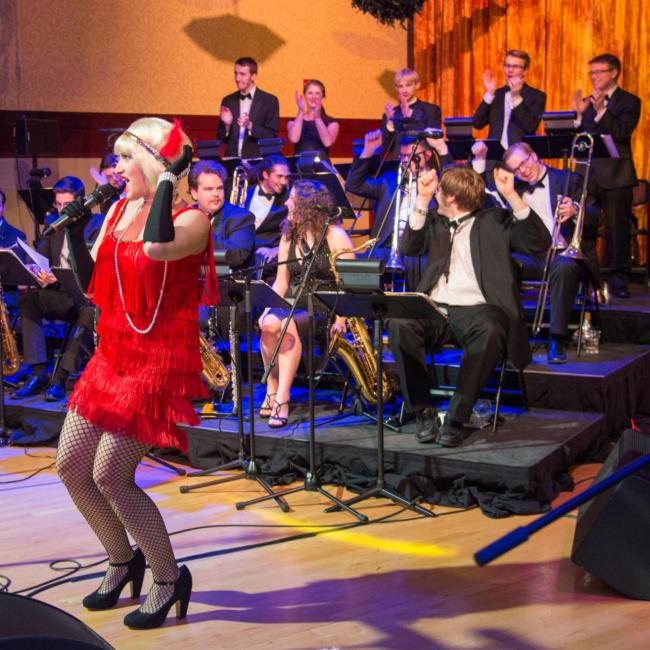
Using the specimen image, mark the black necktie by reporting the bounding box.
[441,214,475,281]
[258,188,274,201]
[239,93,251,100]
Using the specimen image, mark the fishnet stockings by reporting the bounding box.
[56,410,180,609]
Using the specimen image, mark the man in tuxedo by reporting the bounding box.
[388,166,550,447]
[189,160,255,271]
[503,142,601,363]
[381,68,442,158]
[473,50,546,150]
[12,176,95,401]
[346,129,452,289]
[217,57,280,159]
[574,53,641,298]
[245,154,291,269]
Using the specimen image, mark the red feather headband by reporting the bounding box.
[123,118,187,167]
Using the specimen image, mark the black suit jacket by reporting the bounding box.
[244,185,288,248]
[401,206,550,369]
[345,154,452,248]
[211,201,255,270]
[473,84,546,145]
[37,224,95,296]
[217,87,280,158]
[381,99,442,156]
[0,218,27,262]
[579,86,641,190]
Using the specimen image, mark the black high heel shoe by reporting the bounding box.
[82,547,145,610]
[124,564,192,630]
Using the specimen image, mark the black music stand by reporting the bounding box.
[180,278,291,512]
[317,290,440,516]
[522,133,618,168]
[446,138,504,163]
[0,251,41,440]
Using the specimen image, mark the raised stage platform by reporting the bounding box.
[4,293,649,519]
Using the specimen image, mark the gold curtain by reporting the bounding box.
[413,0,649,181]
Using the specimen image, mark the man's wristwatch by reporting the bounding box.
[413,206,429,216]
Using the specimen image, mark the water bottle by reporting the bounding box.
[471,399,493,428]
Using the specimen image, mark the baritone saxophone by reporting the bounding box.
[327,240,394,404]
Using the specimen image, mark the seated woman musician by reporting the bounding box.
[258,180,354,428]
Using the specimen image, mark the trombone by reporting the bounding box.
[531,132,594,337]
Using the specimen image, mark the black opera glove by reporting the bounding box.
[143,144,194,244]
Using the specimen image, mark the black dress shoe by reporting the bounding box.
[11,375,48,400]
[44,379,66,402]
[415,407,439,444]
[124,564,192,629]
[83,548,146,610]
[547,340,567,364]
[436,421,467,448]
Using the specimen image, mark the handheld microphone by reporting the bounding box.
[43,183,120,235]
[404,128,444,140]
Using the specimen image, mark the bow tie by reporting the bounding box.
[525,171,548,194]
[239,92,252,100]
[440,213,474,231]
[257,188,275,200]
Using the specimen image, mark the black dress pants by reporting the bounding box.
[19,288,93,373]
[598,186,633,291]
[548,256,591,339]
[388,304,508,425]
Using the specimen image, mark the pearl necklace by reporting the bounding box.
[114,200,168,335]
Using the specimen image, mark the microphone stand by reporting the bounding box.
[236,209,368,522]
[181,264,289,511]
[367,135,422,260]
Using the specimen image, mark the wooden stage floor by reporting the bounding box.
[1,446,649,649]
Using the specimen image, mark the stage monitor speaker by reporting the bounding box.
[14,116,60,156]
[571,428,650,600]
[0,593,113,649]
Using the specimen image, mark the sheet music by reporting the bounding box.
[17,239,51,273]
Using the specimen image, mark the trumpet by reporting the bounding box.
[229,165,248,207]
[531,132,594,337]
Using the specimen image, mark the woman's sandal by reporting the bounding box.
[268,400,290,429]
[259,393,276,419]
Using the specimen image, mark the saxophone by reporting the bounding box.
[327,240,394,404]
[0,284,20,375]
[200,331,230,391]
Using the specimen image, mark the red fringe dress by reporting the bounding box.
[68,200,219,452]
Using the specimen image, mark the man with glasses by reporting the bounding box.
[573,53,641,299]
[473,50,546,151]
[12,176,95,401]
[502,143,601,363]
[346,129,452,289]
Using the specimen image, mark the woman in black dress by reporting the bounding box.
[287,80,340,158]
[258,180,353,428]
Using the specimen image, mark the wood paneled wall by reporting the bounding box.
[413,0,648,180]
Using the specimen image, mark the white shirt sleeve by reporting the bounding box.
[512,206,531,221]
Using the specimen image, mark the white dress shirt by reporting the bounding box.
[237,87,255,157]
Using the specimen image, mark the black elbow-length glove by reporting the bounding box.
[143,144,194,243]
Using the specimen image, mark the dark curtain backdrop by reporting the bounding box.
[413,0,649,182]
